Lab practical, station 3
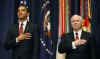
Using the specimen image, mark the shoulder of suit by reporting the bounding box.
[28,22,38,26]
[7,24,18,32]
[82,31,92,38]
[28,22,40,30]
[61,32,72,38]
[82,31,91,35]
[8,24,17,28]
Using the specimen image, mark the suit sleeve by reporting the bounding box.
[88,34,96,59]
[58,34,73,53]
[4,25,16,50]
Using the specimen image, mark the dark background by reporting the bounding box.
[94,0,100,59]
[0,0,100,59]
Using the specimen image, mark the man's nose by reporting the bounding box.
[18,12,22,14]
[74,22,78,24]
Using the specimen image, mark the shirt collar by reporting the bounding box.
[73,29,82,34]
[19,20,27,25]
[73,29,82,39]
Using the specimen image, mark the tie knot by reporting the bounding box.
[21,23,23,26]
[75,32,79,40]
[76,33,78,35]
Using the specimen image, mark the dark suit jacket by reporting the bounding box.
[4,22,40,59]
[58,31,96,59]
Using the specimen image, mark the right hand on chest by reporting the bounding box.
[16,33,32,41]
[74,40,87,47]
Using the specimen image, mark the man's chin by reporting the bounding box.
[73,28,81,31]
[18,17,23,19]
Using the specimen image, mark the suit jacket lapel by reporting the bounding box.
[81,31,87,40]
[71,31,87,41]
[24,22,30,33]
[16,24,19,36]
[70,32,75,41]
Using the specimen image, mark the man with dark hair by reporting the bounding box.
[58,15,96,59]
[4,5,40,59]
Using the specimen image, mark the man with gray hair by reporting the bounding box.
[58,14,96,59]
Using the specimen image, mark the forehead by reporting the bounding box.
[18,6,27,10]
[71,15,81,21]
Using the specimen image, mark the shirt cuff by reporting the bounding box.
[16,38,19,43]
[72,42,77,49]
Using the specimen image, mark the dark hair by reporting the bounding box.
[18,5,30,13]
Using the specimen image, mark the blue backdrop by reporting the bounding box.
[0,0,15,59]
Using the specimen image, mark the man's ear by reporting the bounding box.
[81,19,85,26]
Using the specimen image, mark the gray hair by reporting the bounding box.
[71,14,83,21]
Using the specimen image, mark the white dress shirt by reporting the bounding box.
[16,20,28,42]
[72,29,82,49]
[19,20,27,32]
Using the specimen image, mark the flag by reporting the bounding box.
[40,0,58,59]
[58,0,72,36]
[56,0,72,59]
[80,0,92,32]
[58,0,72,42]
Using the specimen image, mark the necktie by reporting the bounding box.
[75,33,79,40]
[19,23,23,35]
